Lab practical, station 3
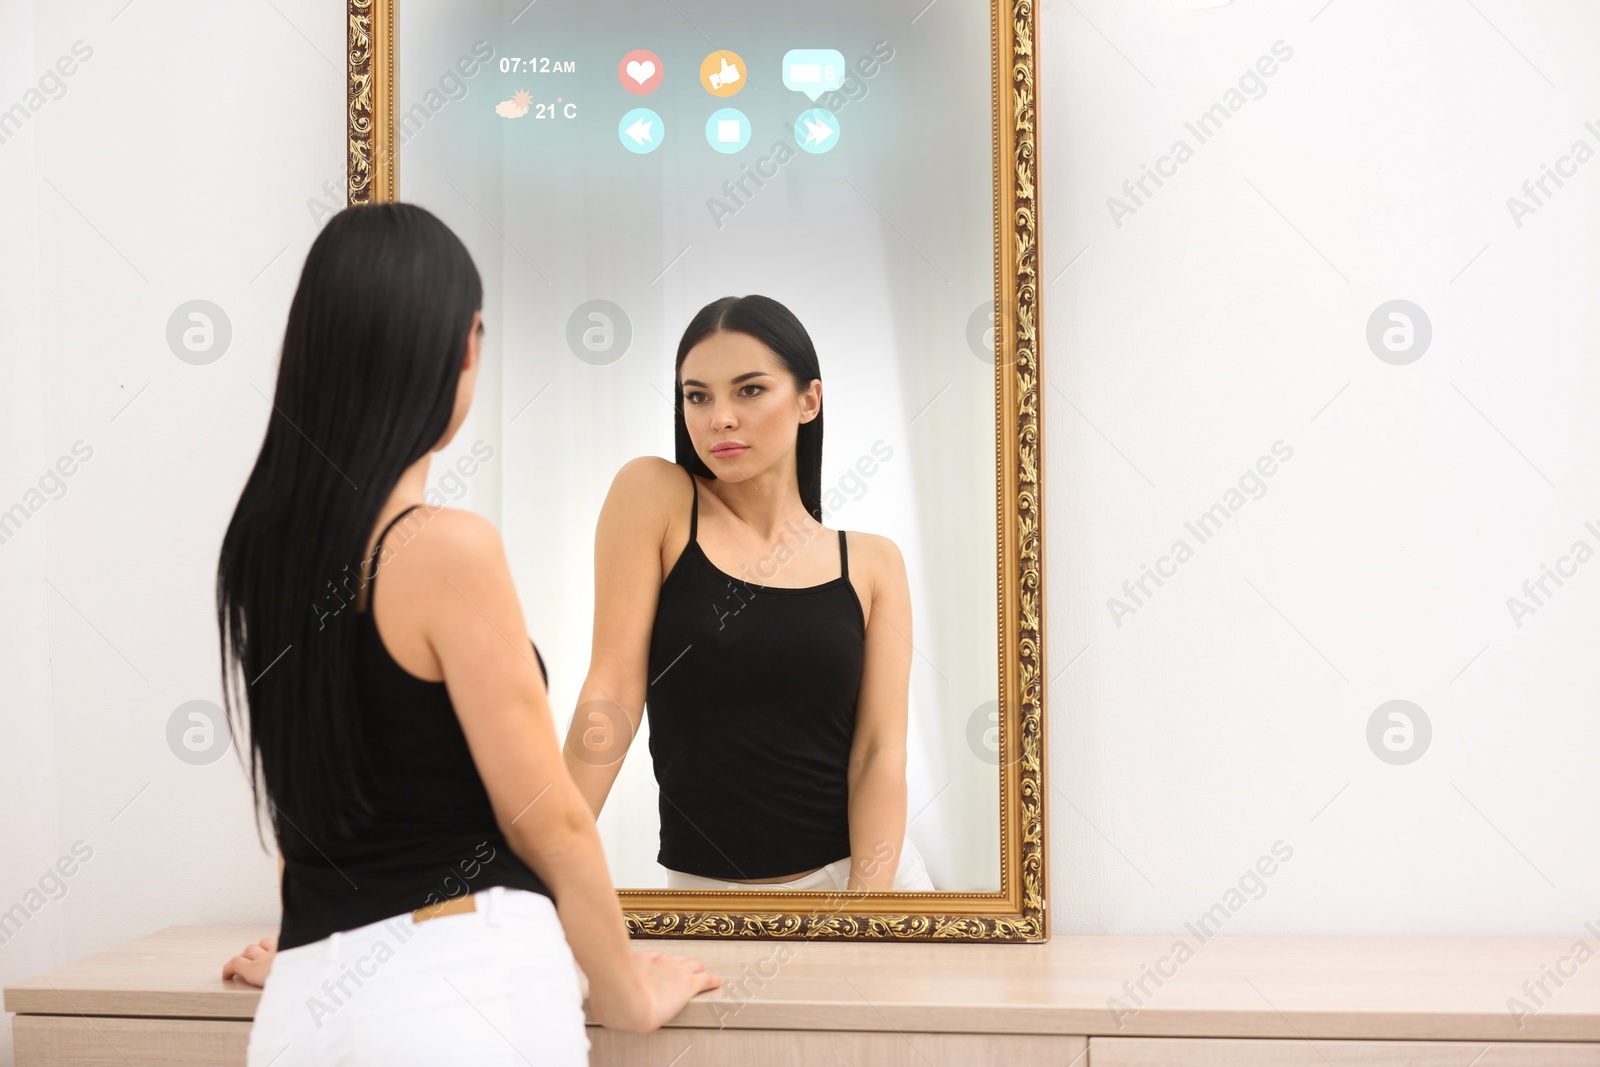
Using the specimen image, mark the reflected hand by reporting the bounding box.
[222,936,277,988]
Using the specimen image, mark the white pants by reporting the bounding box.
[247,886,590,1066]
[665,832,935,891]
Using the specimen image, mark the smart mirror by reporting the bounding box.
[347,0,1046,941]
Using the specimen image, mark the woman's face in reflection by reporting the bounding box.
[679,330,819,480]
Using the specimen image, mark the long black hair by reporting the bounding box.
[673,294,825,521]
[216,203,482,844]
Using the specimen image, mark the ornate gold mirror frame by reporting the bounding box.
[346,0,1046,942]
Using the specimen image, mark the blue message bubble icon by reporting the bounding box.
[705,107,751,154]
[782,49,846,101]
[618,108,664,154]
[793,108,840,154]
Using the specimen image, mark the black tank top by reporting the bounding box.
[645,465,866,879]
[276,504,555,950]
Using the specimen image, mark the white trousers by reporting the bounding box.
[246,886,590,1066]
[665,832,935,891]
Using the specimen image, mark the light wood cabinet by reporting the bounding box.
[589,1030,1084,1066]
[1089,1038,1600,1065]
[7,927,1599,1065]
[13,1017,252,1067]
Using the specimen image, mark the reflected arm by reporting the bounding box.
[562,458,672,817]
[846,533,914,892]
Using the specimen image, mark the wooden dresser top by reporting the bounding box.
[7,925,1598,1042]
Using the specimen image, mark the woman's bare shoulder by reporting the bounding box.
[843,529,907,594]
[383,504,502,557]
[363,506,510,621]
[606,455,691,514]
[613,454,686,488]
[844,528,904,562]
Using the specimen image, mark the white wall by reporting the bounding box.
[1,0,1597,1060]
[0,4,64,1066]
[1,2,347,1062]
[1040,0,1600,938]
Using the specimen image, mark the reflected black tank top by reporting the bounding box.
[276,504,555,951]
[645,465,866,880]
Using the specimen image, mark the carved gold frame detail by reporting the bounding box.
[347,0,1046,942]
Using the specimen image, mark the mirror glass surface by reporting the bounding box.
[396,0,999,891]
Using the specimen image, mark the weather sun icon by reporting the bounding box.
[495,91,532,119]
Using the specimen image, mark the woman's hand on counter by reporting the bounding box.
[589,948,722,1033]
[222,936,278,988]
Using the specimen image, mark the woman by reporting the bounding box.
[215,203,718,1065]
[561,295,935,893]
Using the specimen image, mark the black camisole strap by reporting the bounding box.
[365,504,425,586]
[355,503,547,685]
[838,529,849,581]
[685,465,698,544]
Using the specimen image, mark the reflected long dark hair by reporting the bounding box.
[216,203,482,844]
[673,295,825,521]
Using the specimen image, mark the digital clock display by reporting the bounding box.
[498,57,577,74]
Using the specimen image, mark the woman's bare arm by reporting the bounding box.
[844,533,915,892]
[562,457,678,816]
[403,506,714,1030]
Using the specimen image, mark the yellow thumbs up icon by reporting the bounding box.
[699,50,746,97]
